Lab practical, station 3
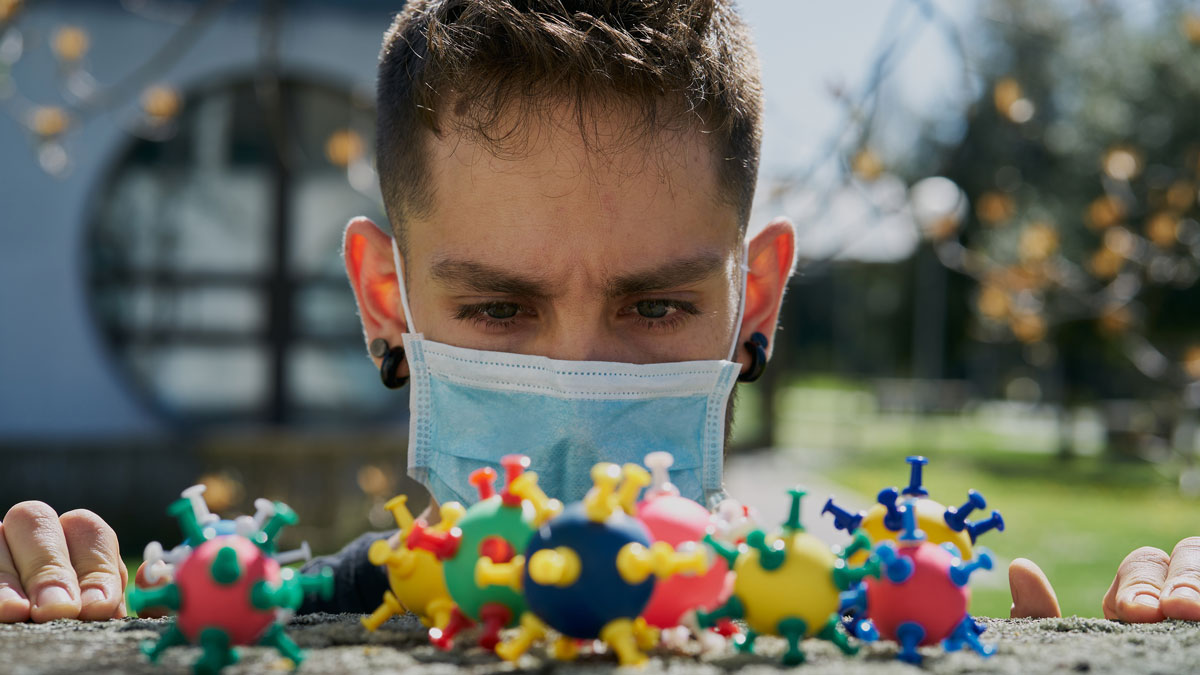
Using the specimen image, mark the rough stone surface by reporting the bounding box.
[2,614,1198,674]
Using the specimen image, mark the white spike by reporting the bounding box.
[643,451,678,497]
[161,544,192,565]
[181,485,214,527]
[272,541,312,566]
[252,498,276,531]
[143,561,174,585]
[234,515,258,538]
[143,541,164,565]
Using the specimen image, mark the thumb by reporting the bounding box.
[1009,557,1061,618]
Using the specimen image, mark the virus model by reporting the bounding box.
[129,488,333,674]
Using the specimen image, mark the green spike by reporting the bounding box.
[129,582,181,614]
[259,623,305,665]
[256,501,298,554]
[832,553,882,591]
[297,566,334,602]
[195,627,238,675]
[783,488,806,532]
[839,531,872,561]
[167,498,208,545]
[695,594,745,628]
[746,530,786,571]
[251,580,284,611]
[210,546,241,585]
[702,532,741,566]
[733,629,758,654]
[140,624,187,663]
[777,617,809,665]
[819,615,858,656]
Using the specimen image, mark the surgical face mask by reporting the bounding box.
[391,238,747,506]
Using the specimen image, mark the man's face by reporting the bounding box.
[400,104,743,364]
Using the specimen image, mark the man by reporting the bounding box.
[1,0,1195,624]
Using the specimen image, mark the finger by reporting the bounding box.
[0,523,32,623]
[1103,546,1169,623]
[1009,558,1061,618]
[60,509,124,621]
[132,562,168,619]
[1161,537,1200,621]
[4,501,81,622]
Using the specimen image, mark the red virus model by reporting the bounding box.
[129,488,334,674]
[865,499,995,664]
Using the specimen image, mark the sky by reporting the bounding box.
[737,0,977,262]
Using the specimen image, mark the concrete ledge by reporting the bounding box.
[2,614,1198,674]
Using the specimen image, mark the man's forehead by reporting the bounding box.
[407,102,740,266]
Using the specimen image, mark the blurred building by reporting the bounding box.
[0,0,419,548]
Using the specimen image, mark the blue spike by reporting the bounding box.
[877,487,902,531]
[822,497,863,532]
[895,622,926,664]
[944,489,987,532]
[874,542,914,583]
[838,583,869,615]
[950,549,994,587]
[940,542,963,559]
[897,501,925,543]
[967,511,1005,543]
[850,618,879,642]
[902,456,929,497]
[943,616,995,658]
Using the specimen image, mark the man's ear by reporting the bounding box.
[737,217,796,367]
[343,216,409,374]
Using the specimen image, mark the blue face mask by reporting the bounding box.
[392,239,746,506]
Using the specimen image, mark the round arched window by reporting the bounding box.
[87,76,401,426]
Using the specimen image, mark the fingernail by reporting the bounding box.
[1171,586,1200,602]
[80,587,106,606]
[35,585,72,609]
[1134,592,1160,607]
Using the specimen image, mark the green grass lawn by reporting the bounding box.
[764,383,1199,619]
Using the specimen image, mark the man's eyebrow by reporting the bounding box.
[605,251,727,298]
[429,258,554,298]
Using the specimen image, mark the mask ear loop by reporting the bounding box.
[727,242,750,361]
[391,236,418,334]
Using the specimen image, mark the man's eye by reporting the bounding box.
[482,303,519,320]
[635,300,672,319]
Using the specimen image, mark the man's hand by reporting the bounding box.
[1009,557,1062,618]
[0,501,127,622]
[1103,538,1200,622]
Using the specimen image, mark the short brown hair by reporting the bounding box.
[375,0,763,250]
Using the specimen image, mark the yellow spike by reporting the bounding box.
[617,464,652,515]
[633,616,659,651]
[367,539,414,577]
[436,501,466,531]
[495,612,547,662]
[551,635,579,661]
[361,590,404,632]
[426,597,455,631]
[528,547,581,587]
[475,555,525,591]
[384,495,415,534]
[584,463,622,522]
[600,617,649,666]
[508,472,563,526]
[616,542,653,585]
[667,543,710,578]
